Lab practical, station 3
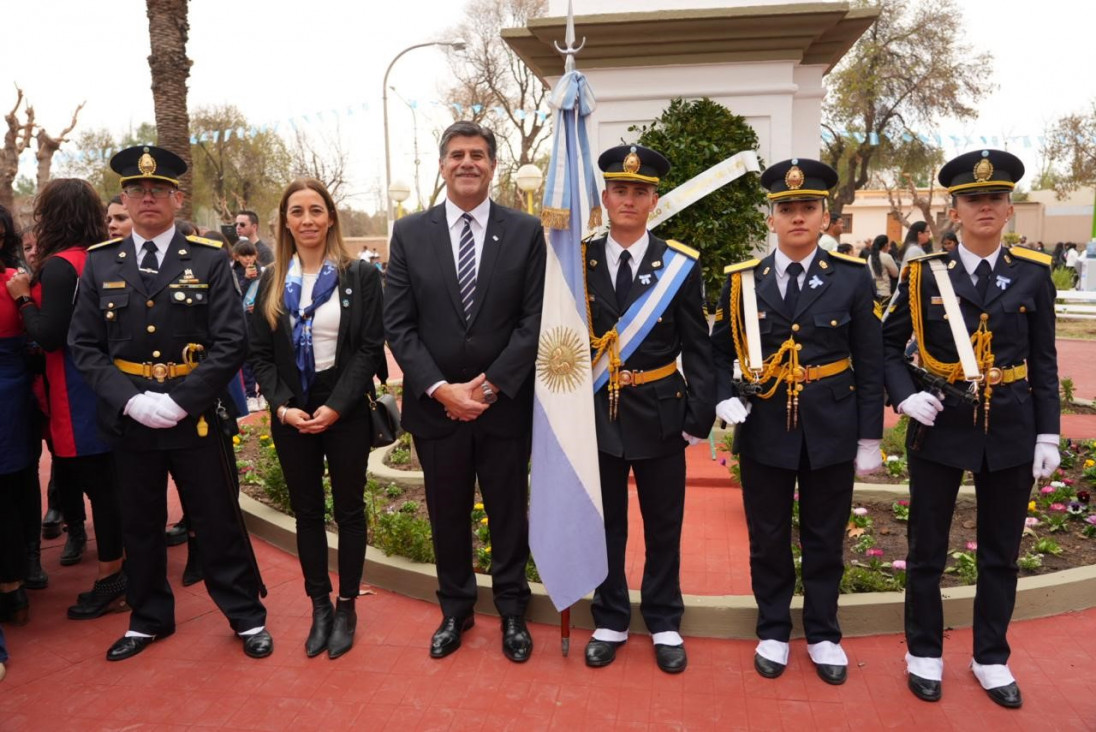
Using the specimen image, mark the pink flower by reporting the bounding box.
[1063,478,1075,486]
[965,541,978,551]
[853,507,869,517]
[892,560,907,571]
[1040,486,1055,495]
[1049,503,1067,512]
[866,548,884,558]
[1085,515,1096,526]
[1024,517,1041,528]
[897,500,910,507]
[719,458,727,466]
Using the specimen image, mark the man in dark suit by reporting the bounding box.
[882,149,1059,709]
[582,145,715,674]
[68,146,271,661]
[710,158,884,685]
[384,121,546,662]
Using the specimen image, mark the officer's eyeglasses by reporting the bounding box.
[123,185,175,199]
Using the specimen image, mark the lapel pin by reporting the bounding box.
[996,275,1011,290]
[808,275,823,289]
[345,288,352,294]
[118,251,127,258]
[1004,254,1012,264]
[651,260,662,269]
[492,234,499,241]
[818,260,829,269]
[948,260,957,269]
[762,266,771,276]
[638,274,652,285]
[342,299,350,307]
[178,249,187,256]
[589,259,598,268]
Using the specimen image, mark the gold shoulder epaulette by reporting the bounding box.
[1009,246,1052,267]
[828,251,867,265]
[909,251,948,263]
[186,234,222,249]
[665,239,699,259]
[724,258,760,275]
[87,238,123,251]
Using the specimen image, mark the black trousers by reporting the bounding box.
[52,453,123,562]
[416,426,531,618]
[271,378,369,600]
[0,467,36,583]
[114,436,266,636]
[905,455,1032,664]
[739,450,854,643]
[592,450,686,634]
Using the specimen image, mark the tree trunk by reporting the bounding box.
[1,89,34,212]
[35,102,85,191]
[146,0,193,219]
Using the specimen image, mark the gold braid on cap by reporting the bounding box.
[907,261,997,432]
[728,272,804,430]
[583,240,623,420]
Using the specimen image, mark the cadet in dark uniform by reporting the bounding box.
[68,146,272,661]
[583,145,715,674]
[882,150,1059,709]
[710,159,884,685]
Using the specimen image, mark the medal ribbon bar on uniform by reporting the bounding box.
[590,246,695,393]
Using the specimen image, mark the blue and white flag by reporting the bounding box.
[528,69,607,611]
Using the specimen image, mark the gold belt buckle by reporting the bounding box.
[619,370,635,386]
[150,363,169,383]
[792,365,807,382]
[986,367,1003,386]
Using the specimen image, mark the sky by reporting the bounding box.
[2,0,1093,211]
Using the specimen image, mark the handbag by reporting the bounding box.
[368,389,402,447]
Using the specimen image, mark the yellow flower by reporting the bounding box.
[474,503,484,511]
[485,546,491,553]
[232,435,241,445]
[1028,500,1037,513]
[480,517,489,525]
[1085,459,1094,468]
[880,450,887,460]
[259,434,270,442]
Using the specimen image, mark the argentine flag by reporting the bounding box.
[528,69,607,611]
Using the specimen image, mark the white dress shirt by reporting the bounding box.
[299,272,341,372]
[445,196,491,277]
[772,246,818,298]
[956,243,1001,286]
[605,232,650,286]
[133,225,176,268]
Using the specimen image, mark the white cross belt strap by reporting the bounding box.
[927,259,982,381]
[739,269,764,375]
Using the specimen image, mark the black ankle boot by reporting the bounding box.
[181,535,203,586]
[59,523,87,566]
[24,540,48,590]
[305,595,334,658]
[328,597,357,659]
[68,571,128,620]
[0,586,30,625]
[42,479,62,540]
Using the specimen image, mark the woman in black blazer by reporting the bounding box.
[248,178,384,660]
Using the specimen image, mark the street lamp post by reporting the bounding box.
[515,163,544,216]
[388,180,411,220]
[383,39,466,229]
[389,86,423,212]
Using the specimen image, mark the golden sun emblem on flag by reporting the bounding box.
[536,327,589,393]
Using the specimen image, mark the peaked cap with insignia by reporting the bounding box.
[598,144,670,186]
[938,148,1024,196]
[760,157,837,202]
[110,145,187,188]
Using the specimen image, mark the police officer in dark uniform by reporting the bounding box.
[582,144,715,674]
[710,158,884,685]
[882,149,1059,708]
[68,146,272,661]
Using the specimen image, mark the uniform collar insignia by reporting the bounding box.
[996,275,1011,290]
[808,275,823,289]
[638,273,652,285]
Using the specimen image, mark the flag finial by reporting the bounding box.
[553,0,585,73]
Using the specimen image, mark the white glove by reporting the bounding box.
[124,393,178,429]
[716,398,751,425]
[897,391,944,427]
[855,438,883,476]
[1033,434,1061,479]
[681,432,704,446]
[148,391,188,425]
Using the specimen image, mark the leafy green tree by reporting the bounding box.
[631,97,768,302]
[60,123,158,201]
[823,0,991,218]
[1042,101,1096,196]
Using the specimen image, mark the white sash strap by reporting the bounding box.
[739,269,764,376]
[927,259,982,381]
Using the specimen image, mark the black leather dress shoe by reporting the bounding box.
[813,662,847,685]
[501,616,532,663]
[164,519,188,547]
[107,633,167,662]
[655,644,688,674]
[754,653,786,679]
[59,523,87,566]
[985,682,1022,709]
[585,639,624,668]
[241,629,274,659]
[41,508,63,540]
[68,571,128,620]
[430,616,474,659]
[907,673,941,702]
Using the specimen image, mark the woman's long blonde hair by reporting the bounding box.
[261,178,353,329]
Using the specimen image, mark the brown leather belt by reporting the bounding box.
[618,361,677,387]
[790,358,851,384]
[114,358,195,383]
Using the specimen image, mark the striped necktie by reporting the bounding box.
[457,213,476,319]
